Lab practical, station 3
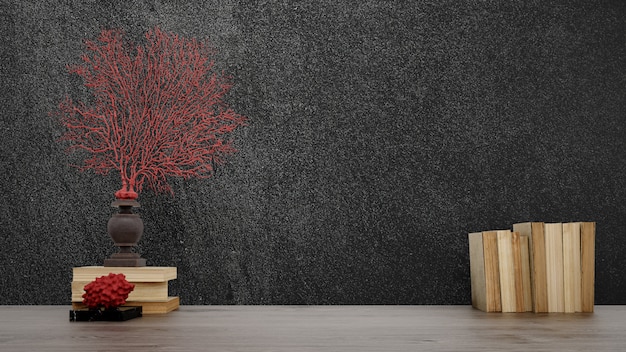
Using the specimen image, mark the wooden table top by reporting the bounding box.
[1,305,625,351]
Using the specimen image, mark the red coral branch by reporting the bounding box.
[55,27,247,199]
[82,273,135,310]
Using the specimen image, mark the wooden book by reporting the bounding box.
[544,223,564,313]
[513,222,548,313]
[497,230,517,313]
[513,232,533,312]
[468,232,487,311]
[71,266,178,312]
[73,266,177,282]
[562,222,582,313]
[581,222,596,312]
[72,281,169,302]
[72,296,180,314]
[511,231,526,312]
[519,234,533,312]
[468,231,501,312]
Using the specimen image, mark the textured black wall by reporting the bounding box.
[1,0,624,305]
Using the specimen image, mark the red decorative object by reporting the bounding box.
[82,273,135,310]
[55,26,247,200]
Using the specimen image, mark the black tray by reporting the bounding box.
[69,306,142,322]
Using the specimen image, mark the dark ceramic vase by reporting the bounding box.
[104,199,147,267]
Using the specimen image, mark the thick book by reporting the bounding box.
[544,223,564,313]
[72,281,169,302]
[468,231,501,312]
[71,296,179,314]
[511,231,526,312]
[581,222,596,312]
[519,234,533,312]
[513,222,548,313]
[71,266,179,315]
[563,222,582,313]
[497,230,517,313]
[73,266,177,282]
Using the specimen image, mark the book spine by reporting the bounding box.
[513,222,548,313]
[497,230,517,313]
[563,222,582,313]
[581,222,596,313]
[545,223,564,313]
[469,232,488,312]
[483,231,502,312]
[72,281,170,302]
[519,233,533,312]
[512,231,526,312]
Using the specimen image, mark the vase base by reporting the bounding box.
[104,253,146,267]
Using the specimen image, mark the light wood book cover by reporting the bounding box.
[497,230,517,313]
[468,231,501,312]
[73,266,177,282]
[581,222,596,312]
[563,222,582,313]
[72,281,169,302]
[545,223,564,313]
[513,222,548,313]
[468,232,487,311]
[511,231,526,312]
[519,234,533,312]
[72,296,180,314]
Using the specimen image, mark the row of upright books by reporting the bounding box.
[468,222,595,313]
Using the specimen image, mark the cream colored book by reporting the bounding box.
[497,230,517,313]
[513,222,548,313]
[519,234,533,312]
[581,222,596,312]
[563,222,582,313]
[72,296,180,314]
[544,223,564,312]
[72,281,169,302]
[73,266,177,282]
[510,231,528,312]
[468,231,501,312]
[71,266,177,307]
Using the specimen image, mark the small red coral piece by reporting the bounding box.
[114,189,139,200]
[82,273,135,310]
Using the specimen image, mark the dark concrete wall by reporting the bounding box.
[1,0,624,305]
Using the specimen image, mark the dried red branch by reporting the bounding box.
[55,27,247,199]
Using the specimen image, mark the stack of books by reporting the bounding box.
[468,222,595,313]
[71,266,180,314]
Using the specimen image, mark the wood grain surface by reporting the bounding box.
[1,305,624,351]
